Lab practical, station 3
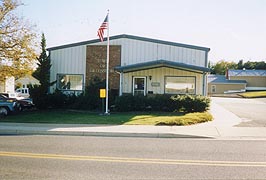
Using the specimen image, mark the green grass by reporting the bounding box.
[1,110,213,126]
[238,91,266,98]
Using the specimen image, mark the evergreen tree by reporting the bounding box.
[30,33,52,109]
[32,33,51,94]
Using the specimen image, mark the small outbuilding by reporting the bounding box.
[207,75,246,95]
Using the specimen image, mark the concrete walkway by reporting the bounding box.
[1,100,266,139]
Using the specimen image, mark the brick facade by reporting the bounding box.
[86,45,121,90]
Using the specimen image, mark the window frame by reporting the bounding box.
[164,76,196,95]
[57,74,84,91]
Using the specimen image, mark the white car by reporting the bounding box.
[15,88,30,99]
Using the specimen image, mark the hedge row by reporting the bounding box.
[31,90,210,113]
[114,94,210,113]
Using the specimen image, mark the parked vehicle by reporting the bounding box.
[0,99,20,117]
[15,88,30,98]
[2,92,25,100]
[0,94,34,110]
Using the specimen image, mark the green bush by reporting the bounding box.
[48,90,68,109]
[29,84,50,109]
[114,94,210,113]
[171,95,210,113]
[147,94,177,112]
[114,94,135,112]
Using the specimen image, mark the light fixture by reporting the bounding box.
[149,75,152,81]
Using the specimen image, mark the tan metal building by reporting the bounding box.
[228,70,266,91]
[208,75,246,95]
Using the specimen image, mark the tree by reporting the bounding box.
[237,60,244,69]
[30,33,51,109]
[32,33,51,94]
[0,0,37,82]
[211,60,237,75]
[255,61,266,70]
[243,61,255,69]
[30,34,52,109]
[241,61,266,70]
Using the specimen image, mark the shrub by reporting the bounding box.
[29,84,50,109]
[48,90,68,109]
[171,95,210,113]
[114,94,135,112]
[147,94,177,112]
[114,94,210,113]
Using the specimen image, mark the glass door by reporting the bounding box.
[133,77,146,96]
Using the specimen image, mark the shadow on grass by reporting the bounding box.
[1,110,184,126]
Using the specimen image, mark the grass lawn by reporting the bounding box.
[1,110,213,126]
[238,91,266,98]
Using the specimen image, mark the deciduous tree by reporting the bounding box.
[211,60,237,75]
[0,0,37,82]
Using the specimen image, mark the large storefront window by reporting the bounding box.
[57,74,83,91]
[165,76,196,94]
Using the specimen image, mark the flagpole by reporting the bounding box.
[105,10,110,115]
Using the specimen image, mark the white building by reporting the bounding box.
[0,76,15,93]
[47,34,210,96]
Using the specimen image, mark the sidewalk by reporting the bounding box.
[1,101,266,139]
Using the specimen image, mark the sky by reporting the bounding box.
[17,0,266,63]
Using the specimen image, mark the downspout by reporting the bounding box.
[203,50,210,96]
[202,72,207,96]
[115,71,123,96]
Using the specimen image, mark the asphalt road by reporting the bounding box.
[1,135,266,179]
[212,97,266,127]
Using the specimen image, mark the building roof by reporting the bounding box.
[228,69,266,77]
[115,59,210,73]
[208,75,247,84]
[47,34,210,52]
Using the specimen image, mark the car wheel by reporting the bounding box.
[0,107,8,117]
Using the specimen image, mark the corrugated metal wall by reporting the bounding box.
[49,37,207,93]
[91,38,206,67]
[50,46,86,92]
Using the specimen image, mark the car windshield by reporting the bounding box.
[0,94,8,98]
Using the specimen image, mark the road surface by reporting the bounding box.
[1,135,266,179]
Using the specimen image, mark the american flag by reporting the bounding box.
[97,14,108,42]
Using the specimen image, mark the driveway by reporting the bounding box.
[211,97,266,127]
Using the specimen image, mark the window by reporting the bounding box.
[57,74,83,91]
[165,76,196,94]
[211,85,216,93]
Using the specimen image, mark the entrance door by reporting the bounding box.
[133,77,146,96]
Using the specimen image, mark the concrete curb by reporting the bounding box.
[1,125,266,139]
[0,129,213,139]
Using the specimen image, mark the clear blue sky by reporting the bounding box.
[18,0,266,63]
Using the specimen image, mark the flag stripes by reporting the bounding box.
[97,15,108,42]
